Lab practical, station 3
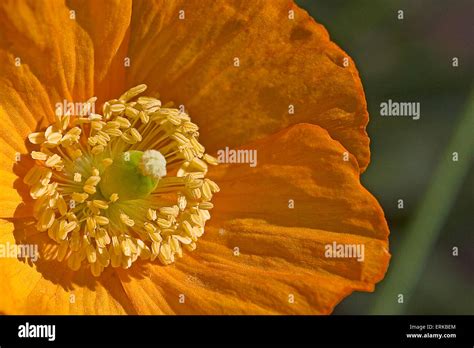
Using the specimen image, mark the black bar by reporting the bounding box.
[0,315,472,346]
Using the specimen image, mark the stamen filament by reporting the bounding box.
[24,84,218,276]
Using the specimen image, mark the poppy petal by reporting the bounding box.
[0,1,92,103]
[0,64,54,217]
[210,123,388,240]
[0,219,136,314]
[117,227,388,314]
[117,123,389,314]
[0,0,133,218]
[126,0,370,171]
[66,0,133,101]
[0,0,133,103]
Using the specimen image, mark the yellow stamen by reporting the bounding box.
[73,172,82,182]
[94,216,110,226]
[28,132,46,144]
[109,193,119,203]
[120,213,135,227]
[92,200,109,210]
[23,84,219,276]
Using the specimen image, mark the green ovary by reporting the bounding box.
[99,150,158,201]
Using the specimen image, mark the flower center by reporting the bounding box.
[99,150,164,201]
[24,85,219,276]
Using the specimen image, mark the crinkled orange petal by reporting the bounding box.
[0,220,136,314]
[0,0,91,104]
[126,0,370,171]
[66,0,132,101]
[210,123,388,240]
[0,120,388,314]
[0,28,58,217]
[0,0,133,103]
[116,229,388,314]
[0,1,388,315]
[116,123,389,314]
[0,101,38,218]
[0,0,132,218]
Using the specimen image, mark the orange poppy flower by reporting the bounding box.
[0,0,390,314]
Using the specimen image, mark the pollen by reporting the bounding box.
[140,150,167,180]
[24,84,219,276]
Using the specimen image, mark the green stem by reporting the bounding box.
[370,89,474,314]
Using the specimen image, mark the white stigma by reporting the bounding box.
[140,150,167,180]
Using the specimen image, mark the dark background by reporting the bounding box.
[297,0,473,314]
